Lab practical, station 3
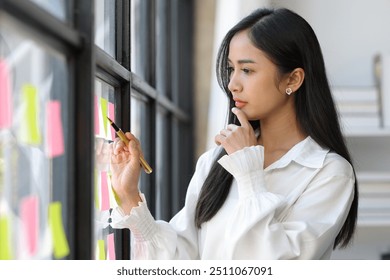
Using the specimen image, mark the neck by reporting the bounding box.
[258,110,307,152]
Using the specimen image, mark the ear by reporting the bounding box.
[286,68,305,93]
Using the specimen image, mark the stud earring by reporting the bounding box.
[286,88,293,95]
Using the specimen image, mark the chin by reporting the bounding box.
[245,112,259,122]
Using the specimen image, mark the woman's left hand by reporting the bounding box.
[215,107,257,155]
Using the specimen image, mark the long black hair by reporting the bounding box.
[195,7,358,249]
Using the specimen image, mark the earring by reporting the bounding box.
[286,88,293,95]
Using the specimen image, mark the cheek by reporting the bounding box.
[250,90,285,116]
[252,85,282,104]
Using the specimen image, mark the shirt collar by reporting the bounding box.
[266,136,329,170]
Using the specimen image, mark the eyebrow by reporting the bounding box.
[227,58,257,64]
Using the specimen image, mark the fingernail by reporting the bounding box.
[232,107,237,113]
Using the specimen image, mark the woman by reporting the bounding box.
[110,7,358,259]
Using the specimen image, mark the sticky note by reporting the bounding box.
[107,174,119,207]
[94,168,100,209]
[0,216,13,259]
[97,239,106,260]
[20,196,39,256]
[45,100,65,158]
[48,202,70,259]
[94,95,100,135]
[111,185,121,206]
[107,234,116,260]
[108,102,115,140]
[100,171,110,211]
[20,84,42,145]
[0,59,13,129]
[100,97,108,138]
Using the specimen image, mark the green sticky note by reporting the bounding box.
[20,84,42,145]
[48,202,70,259]
[100,98,108,138]
[0,216,13,260]
[97,239,106,260]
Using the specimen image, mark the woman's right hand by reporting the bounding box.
[110,132,143,214]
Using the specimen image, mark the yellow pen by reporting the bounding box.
[106,117,153,174]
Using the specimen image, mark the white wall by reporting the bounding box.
[202,0,390,260]
[206,0,390,149]
[269,0,390,260]
[271,0,390,87]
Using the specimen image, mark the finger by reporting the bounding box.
[219,129,230,137]
[226,124,238,131]
[115,137,125,147]
[113,138,126,154]
[124,132,139,145]
[232,107,250,128]
[124,132,144,155]
[214,134,224,146]
[128,140,140,158]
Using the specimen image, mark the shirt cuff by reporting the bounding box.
[110,193,158,242]
[217,145,267,198]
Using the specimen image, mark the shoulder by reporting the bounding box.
[322,151,354,179]
[302,137,354,179]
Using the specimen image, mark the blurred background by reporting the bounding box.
[0,0,389,260]
[195,0,390,260]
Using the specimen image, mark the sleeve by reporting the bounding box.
[110,148,219,260]
[217,145,355,259]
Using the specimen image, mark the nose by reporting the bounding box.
[227,73,242,93]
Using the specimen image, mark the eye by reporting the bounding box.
[242,68,252,74]
[227,66,234,74]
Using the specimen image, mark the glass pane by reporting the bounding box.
[95,0,116,58]
[131,94,143,141]
[93,78,117,260]
[0,14,70,259]
[29,0,69,22]
[131,0,147,77]
[131,92,152,197]
[155,108,171,220]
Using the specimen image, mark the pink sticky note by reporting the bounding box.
[107,233,116,260]
[46,100,65,158]
[20,196,39,256]
[100,171,110,210]
[0,58,13,129]
[108,102,115,140]
[94,95,100,135]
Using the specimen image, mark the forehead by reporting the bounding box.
[228,30,265,60]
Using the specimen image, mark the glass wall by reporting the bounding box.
[0,13,69,260]
[0,0,194,260]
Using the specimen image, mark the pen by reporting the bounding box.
[106,117,153,174]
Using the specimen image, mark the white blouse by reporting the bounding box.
[110,136,355,260]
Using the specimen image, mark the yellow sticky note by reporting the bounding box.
[20,84,42,145]
[48,202,70,259]
[111,186,121,206]
[100,98,108,138]
[0,216,13,260]
[97,239,106,260]
[108,173,121,205]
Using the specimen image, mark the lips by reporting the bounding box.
[233,98,247,108]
